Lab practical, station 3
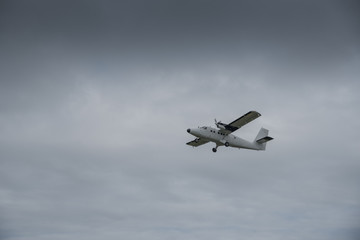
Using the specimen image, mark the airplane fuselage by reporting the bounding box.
[187,126,261,150]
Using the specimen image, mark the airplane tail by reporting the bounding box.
[254,128,273,150]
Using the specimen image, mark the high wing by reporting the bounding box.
[186,138,209,147]
[218,111,261,134]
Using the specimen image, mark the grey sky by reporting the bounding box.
[1,1,360,239]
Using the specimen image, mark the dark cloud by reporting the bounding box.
[1,0,359,62]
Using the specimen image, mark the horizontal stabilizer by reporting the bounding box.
[256,136,274,144]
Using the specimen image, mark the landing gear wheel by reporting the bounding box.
[225,142,229,147]
[212,148,217,153]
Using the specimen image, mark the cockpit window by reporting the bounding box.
[201,126,207,130]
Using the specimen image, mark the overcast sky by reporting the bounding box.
[1,0,360,239]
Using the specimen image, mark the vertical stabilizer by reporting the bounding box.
[254,128,273,150]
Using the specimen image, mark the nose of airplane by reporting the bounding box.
[187,128,191,133]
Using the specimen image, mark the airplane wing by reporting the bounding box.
[186,138,209,147]
[219,111,261,134]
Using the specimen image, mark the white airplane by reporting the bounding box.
[186,111,273,152]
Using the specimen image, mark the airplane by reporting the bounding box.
[186,111,273,153]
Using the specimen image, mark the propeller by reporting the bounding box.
[215,119,225,129]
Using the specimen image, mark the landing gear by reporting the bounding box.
[225,142,229,147]
[212,145,219,153]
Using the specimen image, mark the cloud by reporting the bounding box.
[1,1,360,240]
